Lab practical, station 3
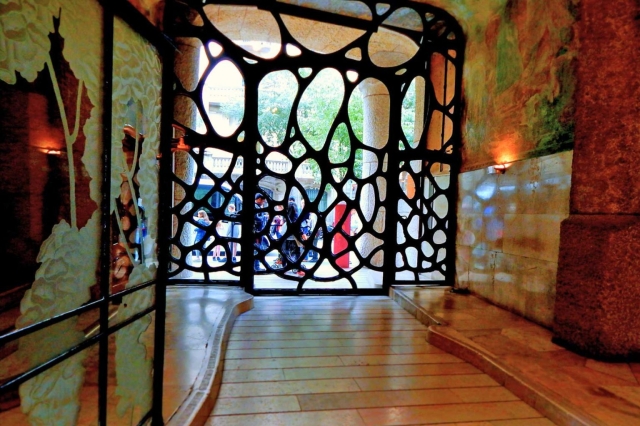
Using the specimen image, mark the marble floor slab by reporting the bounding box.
[392,286,640,426]
[163,286,252,423]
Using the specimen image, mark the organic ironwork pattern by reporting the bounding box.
[168,0,464,291]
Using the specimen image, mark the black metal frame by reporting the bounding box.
[0,1,172,424]
[166,0,465,295]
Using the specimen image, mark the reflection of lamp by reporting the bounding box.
[171,123,191,152]
[171,137,191,152]
[487,163,510,174]
[123,124,137,138]
[37,146,64,155]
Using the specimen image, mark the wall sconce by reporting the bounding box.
[487,163,510,174]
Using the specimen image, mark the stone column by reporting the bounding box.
[553,0,640,359]
[359,78,389,267]
[405,78,425,269]
[426,52,452,280]
[172,37,200,275]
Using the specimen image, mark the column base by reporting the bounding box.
[554,214,640,361]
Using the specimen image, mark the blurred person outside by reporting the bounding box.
[193,210,211,258]
[271,204,284,239]
[282,197,308,276]
[300,199,313,261]
[211,220,225,261]
[253,193,268,271]
[226,203,240,262]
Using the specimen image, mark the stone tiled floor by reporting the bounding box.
[392,287,640,426]
[206,296,553,425]
[164,286,251,422]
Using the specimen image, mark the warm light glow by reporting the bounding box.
[489,133,520,165]
[495,151,516,165]
[37,147,63,155]
[35,136,63,154]
[487,163,511,174]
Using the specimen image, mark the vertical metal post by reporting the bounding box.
[99,3,114,424]
[152,12,176,424]
[239,71,260,294]
[382,86,402,290]
[445,40,465,284]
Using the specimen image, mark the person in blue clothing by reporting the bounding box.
[299,199,313,261]
[226,203,240,262]
[193,210,211,257]
[253,193,268,271]
[281,197,308,276]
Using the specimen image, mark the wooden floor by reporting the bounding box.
[186,254,435,290]
[206,296,552,425]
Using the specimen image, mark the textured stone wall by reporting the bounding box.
[456,151,572,327]
[553,0,640,359]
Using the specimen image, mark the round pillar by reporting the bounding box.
[173,37,200,275]
[553,0,640,359]
[359,78,389,267]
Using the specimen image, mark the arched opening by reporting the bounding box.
[167,1,464,294]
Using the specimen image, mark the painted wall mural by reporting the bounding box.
[109,16,162,420]
[0,1,161,424]
[0,0,103,423]
[422,0,577,170]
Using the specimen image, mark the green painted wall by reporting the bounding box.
[422,0,578,171]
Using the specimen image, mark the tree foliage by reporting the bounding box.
[219,69,419,183]
[220,69,365,183]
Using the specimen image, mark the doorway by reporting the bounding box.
[166,0,464,294]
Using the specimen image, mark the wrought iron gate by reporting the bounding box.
[166,0,464,294]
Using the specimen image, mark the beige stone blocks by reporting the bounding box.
[503,214,563,262]
[456,151,572,328]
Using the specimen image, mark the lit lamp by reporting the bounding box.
[487,163,510,174]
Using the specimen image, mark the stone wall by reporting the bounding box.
[429,0,578,328]
[553,0,640,359]
[456,151,572,327]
